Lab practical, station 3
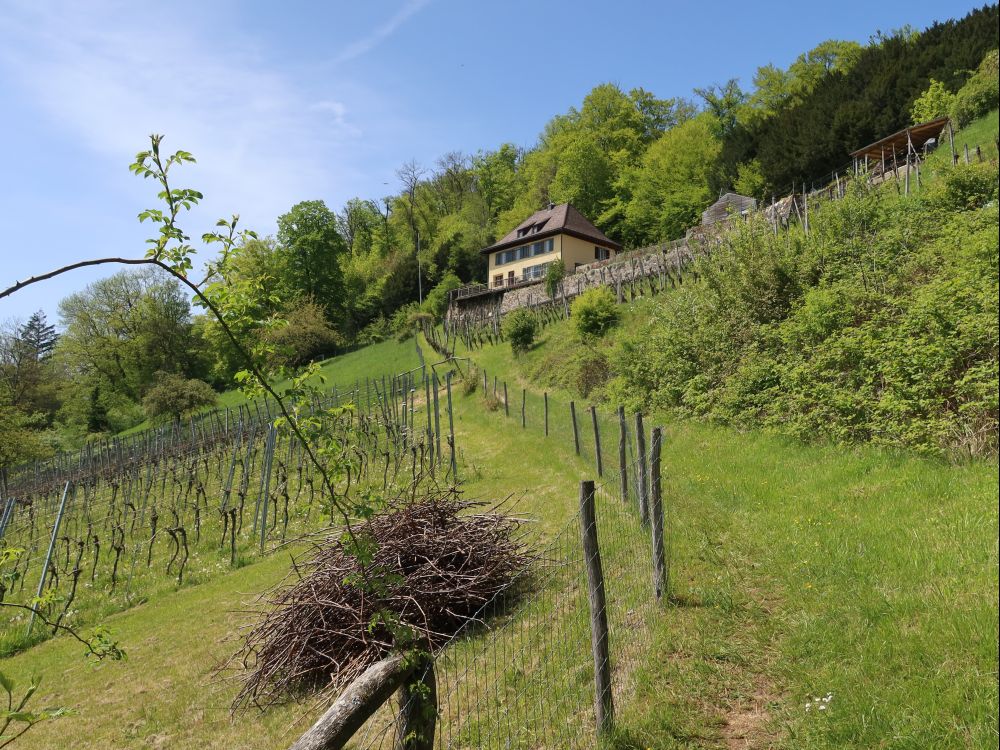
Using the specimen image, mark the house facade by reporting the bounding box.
[482,203,621,289]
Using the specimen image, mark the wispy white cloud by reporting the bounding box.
[333,0,432,65]
[0,0,372,236]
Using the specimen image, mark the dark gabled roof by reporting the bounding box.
[850,116,950,161]
[480,203,622,255]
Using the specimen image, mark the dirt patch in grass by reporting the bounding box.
[720,683,778,750]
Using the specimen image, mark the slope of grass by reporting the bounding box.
[6,329,996,748]
[119,335,422,435]
[456,329,999,748]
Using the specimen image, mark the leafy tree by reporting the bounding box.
[0,396,50,467]
[276,200,347,323]
[572,287,620,338]
[141,373,217,424]
[910,79,956,123]
[502,309,538,353]
[624,114,723,243]
[337,198,383,255]
[695,79,747,138]
[473,144,520,228]
[57,268,208,405]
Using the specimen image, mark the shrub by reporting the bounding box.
[461,365,480,396]
[937,162,999,211]
[502,309,538,353]
[544,262,566,299]
[576,352,610,397]
[390,303,419,341]
[951,49,999,127]
[608,187,1000,457]
[572,287,620,338]
[264,298,344,368]
[422,273,463,321]
[142,373,217,423]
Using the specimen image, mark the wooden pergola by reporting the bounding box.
[850,116,952,174]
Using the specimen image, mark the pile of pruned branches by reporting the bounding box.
[232,487,532,710]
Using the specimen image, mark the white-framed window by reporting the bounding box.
[522,261,554,281]
[595,246,610,261]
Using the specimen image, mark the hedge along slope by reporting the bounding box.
[607,158,999,458]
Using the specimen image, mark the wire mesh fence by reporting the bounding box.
[0,360,467,651]
[320,436,667,749]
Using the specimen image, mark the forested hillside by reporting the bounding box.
[0,5,996,462]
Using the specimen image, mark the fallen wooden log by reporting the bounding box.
[289,653,414,750]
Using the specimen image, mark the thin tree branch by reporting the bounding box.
[1,256,357,539]
[0,602,108,659]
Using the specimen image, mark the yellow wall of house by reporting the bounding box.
[559,234,616,270]
[487,236,559,287]
[487,234,616,287]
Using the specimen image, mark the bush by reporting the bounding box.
[576,352,610,397]
[502,309,538,353]
[544,262,566,299]
[391,303,420,341]
[422,273,463,321]
[951,49,999,127]
[937,162,999,211]
[572,287,620,338]
[356,315,392,345]
[608,186,1000,457]
[910,79,956,124]
[264,298,344,368]
[461,365,480,396]
[142,373,217,423]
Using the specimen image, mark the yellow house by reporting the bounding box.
[482,203,621,289]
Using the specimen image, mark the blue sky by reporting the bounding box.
[0,0,981,323]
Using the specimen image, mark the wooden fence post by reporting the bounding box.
[570,401,581,455]
[649,427,667,600]
[617,406,628,504]
[446,372,457,480]
[635,413,649,526]
[544,392,549,437]
[503,382,509,417]
[396,654,437,750]
[590,406,603,477]
[579,480,614,734]
[432,373,442,465]
[521,388,526,429]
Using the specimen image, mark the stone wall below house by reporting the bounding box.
[445,237,698,327]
